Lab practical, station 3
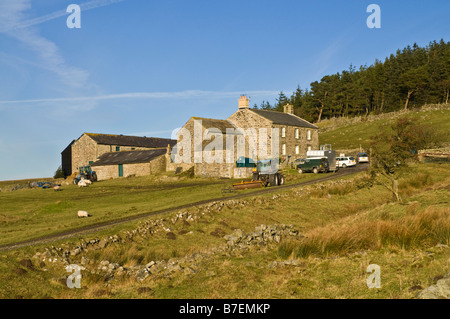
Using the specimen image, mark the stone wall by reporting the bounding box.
[274,124,319,161]
[194,163,235,179]
[233,167,254,179]
[230,109,319,162]
[96,144,153,154]
[71,134,98,174]
[94,165,118,181]
[94,155,167,180]
[149,155,166,174]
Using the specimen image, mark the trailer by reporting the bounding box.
[306,149,339,172]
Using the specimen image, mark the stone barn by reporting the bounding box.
[62,133,176,177]
[91,148,167,180]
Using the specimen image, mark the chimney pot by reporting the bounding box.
[238,95,249,109]
[283,104,294,114]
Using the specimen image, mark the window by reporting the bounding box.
[116,146,120,152]
[307,145,312,151]
[295,128,299,139]
[295,145,299,154]
[306,130,311,141]
[281,127,286,138]
[282,143,286,155]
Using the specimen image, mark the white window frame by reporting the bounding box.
[282,143,286,155]
[306,129,311,141]
[295,128,299,139]
[295,145,299,154]
[281,127,286,138]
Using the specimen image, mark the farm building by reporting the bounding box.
[169,95,319,178]
[91,148,167,180]
[61,133,176,177]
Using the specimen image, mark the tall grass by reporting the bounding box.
[286,206,449,258]
[399,172,433,197]
[308,181,358,198]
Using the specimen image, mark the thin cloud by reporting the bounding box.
[0,90,280,106]
[0,0,126,32]
[0,0,126,89]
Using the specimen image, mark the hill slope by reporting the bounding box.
[316,104,450,152]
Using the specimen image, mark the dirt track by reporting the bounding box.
[0,164,368,251]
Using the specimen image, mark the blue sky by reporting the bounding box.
[0,0,449,181]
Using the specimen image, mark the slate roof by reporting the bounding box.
[249,109,318,129]
[91,149,167,166]
[85,133,176,148]
[191,117,241,134]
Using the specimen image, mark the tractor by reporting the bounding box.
[252,158,285,187]
[73,165,98,185]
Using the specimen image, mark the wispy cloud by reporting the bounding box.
[0,0,126,32]
[0,0,125,89]
[0,90,280,106]
[311,34,350,80]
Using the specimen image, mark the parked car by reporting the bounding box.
[336,156,356,168]
[290,158,303,169]
[357,152,369,163]
[296,157,329,174]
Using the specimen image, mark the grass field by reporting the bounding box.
[317,106,450,151]
[0,162,448,299]
[0,169,326,247]
[0,105,448,299]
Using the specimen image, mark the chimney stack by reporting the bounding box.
[283,104,294,114]
[238,95,249,109]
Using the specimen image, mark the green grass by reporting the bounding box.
[0,169,327,247]
[317,107,450,151]
[0,163,448,299]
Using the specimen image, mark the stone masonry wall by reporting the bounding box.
[94,165,118,181]
[273,124,319,161]
[96,144,153,154]
[230,109,319,162]
[94,155,166,180]
[71,134,98,174]
[148,155,166,174]
[194,162,235,179]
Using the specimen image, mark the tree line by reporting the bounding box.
[254,39,450,123]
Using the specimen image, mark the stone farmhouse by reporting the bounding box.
[61,133,176,180]
[61,96,318,181]
[168,95,319,178]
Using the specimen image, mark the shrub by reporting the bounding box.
[53,166,65,179]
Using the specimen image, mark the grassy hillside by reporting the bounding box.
[317,104,450,152]
[0,106,449,299]
[0,163,448,299]
[0,170,325,247]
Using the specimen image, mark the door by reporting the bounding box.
[118,164,123,177]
